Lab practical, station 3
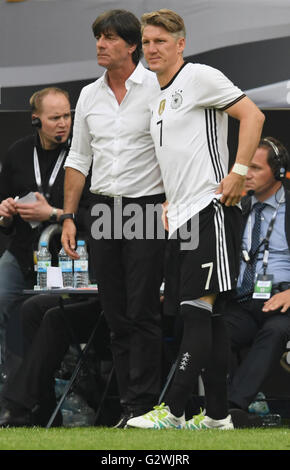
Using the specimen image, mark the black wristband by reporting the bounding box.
[59,213,75,224]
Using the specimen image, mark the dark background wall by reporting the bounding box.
[1,108,290,167]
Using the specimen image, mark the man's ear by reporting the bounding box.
[128,43,137,55]
[177,37,186,55]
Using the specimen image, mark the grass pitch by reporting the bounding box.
[0,426,289,451]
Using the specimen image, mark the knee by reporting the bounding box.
[42,307,65,330]
[259,322,289,345]
[21,297,35,318]
[0,291,22,324]
[0,253,24,295]
[21,296,46,330]
[180,299,212,321]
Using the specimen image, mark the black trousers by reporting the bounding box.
[3,294,103,421]
[89,194,166,409]
[223,298,290,410]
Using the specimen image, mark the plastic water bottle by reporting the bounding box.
[61,392,96,427]
[261,414,281,427]
[58,247,73,287]
[248,392,270,416]
[37,241,51,289]
[73,240,89,288]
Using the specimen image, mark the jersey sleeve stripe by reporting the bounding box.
[205,109,224,183]
[219,93,246,111]
[211,109,224,181]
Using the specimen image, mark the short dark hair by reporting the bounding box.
[92,9,142,65]
[259,137,290,176]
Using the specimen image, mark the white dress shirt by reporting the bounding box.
[65,62,164,198]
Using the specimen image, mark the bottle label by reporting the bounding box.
[33,251,38,271]
[37,260,51,273]
[59,260,73,272]
[74,260,88,272]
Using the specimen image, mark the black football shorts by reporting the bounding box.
[177,199,242,301]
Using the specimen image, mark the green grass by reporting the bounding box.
[0,427,290,451]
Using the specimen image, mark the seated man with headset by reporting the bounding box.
[222,137,290,426]
[0,87,87,373]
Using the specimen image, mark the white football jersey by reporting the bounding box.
[150,62,245,237]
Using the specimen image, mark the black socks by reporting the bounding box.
[165,302,212,417]
[165,302,230,420]
[201,314,230,420]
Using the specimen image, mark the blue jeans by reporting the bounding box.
[0,250,33,360]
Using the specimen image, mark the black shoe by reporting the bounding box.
[114,411,133,429]
[230,408,263,428]
[0,401,33,427]
[32,404,63,428]
[114,406,150,429]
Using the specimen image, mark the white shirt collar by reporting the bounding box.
[100,61,146,88]
[126,62,146,85]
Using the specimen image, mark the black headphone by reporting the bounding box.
[31,117,42,129]
[262,138,286,181]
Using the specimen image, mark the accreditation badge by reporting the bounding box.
[252,274,274,299]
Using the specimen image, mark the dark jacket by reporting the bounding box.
[0,134,91,279]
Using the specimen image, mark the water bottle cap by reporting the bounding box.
[40,241,47,247]
[77,240,85,246]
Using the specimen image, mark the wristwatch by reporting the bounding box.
[59,213,75,224]
[49,207,58,223]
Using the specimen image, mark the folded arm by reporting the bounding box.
[216,97,265,206]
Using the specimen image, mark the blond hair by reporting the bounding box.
[141,9,186,39]
[30,87,69,113]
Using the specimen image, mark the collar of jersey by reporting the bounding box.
[161,61,188,90]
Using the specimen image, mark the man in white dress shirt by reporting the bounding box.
[61,10,166,428]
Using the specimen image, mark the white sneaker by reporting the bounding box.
[186,410,234,430]
[126,403,185,429]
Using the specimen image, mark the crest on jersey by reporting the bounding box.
[158,99,166,115]
[171,90,183,109]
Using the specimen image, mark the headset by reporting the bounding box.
[31,116,63,143]
[32,116,69,145]
[30,90,42,129]
[31,117,42,129]
[262,138,286,181]
[30,88,70,144]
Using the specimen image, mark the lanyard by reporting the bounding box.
[244,193,284,274]
[33,147,66,200]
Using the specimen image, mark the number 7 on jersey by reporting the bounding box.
[202,262,213,290]
[157,120,163,147]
